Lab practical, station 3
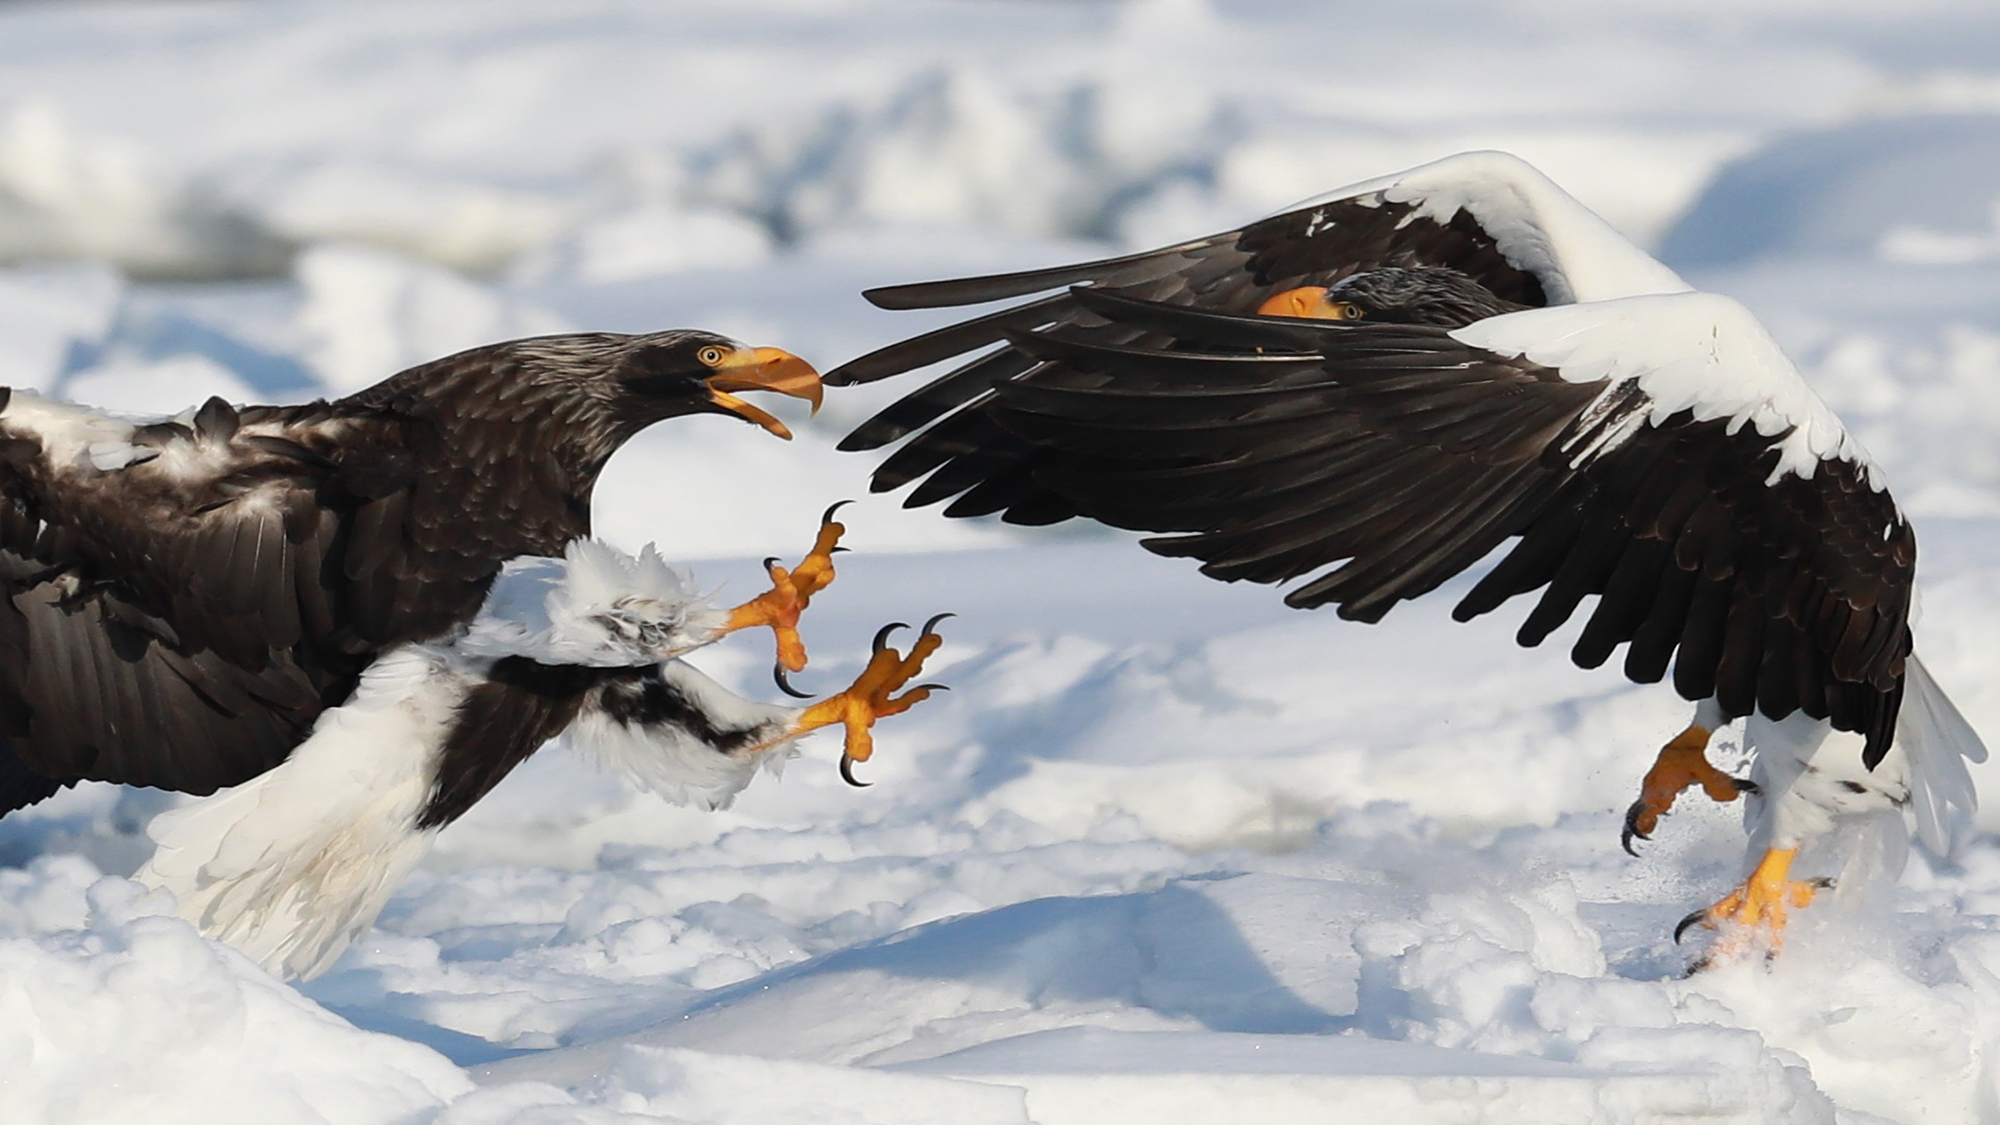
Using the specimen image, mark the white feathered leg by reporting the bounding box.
[134,646,468,981]
[569,660,803,811]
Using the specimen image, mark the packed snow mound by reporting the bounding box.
[1662,114,2000,268]
[0,868,470,1125]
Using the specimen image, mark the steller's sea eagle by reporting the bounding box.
[0,330,945,978]
[826,151,1988,961]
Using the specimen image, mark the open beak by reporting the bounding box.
[1255,286,1331,318]
[706,347,824,440]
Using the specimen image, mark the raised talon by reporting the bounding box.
[723,505,852,671]
[797,617,950,782]
[773,662,813,699]
[1672,848,1827,966]
[839,753,871,788]
[1621,723,1750,856]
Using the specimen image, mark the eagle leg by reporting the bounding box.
[1672,847,1830,967]
[722,501,852,673]
[1620,723,1756,855]
[794,612,950,785]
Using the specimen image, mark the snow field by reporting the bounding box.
[4,0,2000,1122]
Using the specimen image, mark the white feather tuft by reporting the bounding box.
[461,539,727,667]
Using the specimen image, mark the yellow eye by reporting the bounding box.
[698,346,728,366]
[1332,302,1365,320]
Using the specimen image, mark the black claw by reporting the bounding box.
[762,555,782,572]
[839,753,871,788]
[774,663,813,699]
[1673,908,1709,945]
[919,612,955,637]
[912,683,949,693]
[1733,777,1760,795]
[821,499,855,526]
[872,622,908,652]
[1620,798,1651,858]
[830,546,851,554]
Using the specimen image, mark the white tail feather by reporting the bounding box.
[1897,654,1988,859]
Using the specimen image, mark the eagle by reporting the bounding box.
[0,330,944,978]
[826,151,1988,960]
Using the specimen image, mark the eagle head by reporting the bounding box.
[613,331,824,440]
[1256,267,1530,328]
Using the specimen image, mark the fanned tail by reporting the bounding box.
[1897,654,1988,858]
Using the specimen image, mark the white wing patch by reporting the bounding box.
[1452,291,1884,489]
[0,390,142,471]
[1290,150,1692,306]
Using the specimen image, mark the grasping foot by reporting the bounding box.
[1621,723,1757,856]
[794,613,951,787]
[1673,848,1831,969]
[722,501,852,687]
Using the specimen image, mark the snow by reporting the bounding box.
[4,1,2000,1122]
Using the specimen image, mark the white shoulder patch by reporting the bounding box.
[0,389,142,471]
[461,539,727,667]
[1291,151,1691,305]
[1450,291,1883,488]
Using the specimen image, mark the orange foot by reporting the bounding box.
[795,614,950,787]
[724,501,850,688]
[1621,723,1757,855]
[1674,848,1830,968]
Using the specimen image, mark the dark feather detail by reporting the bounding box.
[0,328,765,810]
[418,658,598,829]
[896,289,1913,764]
[828,195,1551,521]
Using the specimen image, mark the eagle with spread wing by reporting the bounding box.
[0,331,943,978]
[828,151,1986,960]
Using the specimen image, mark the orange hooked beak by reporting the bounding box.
[706,346,825,440]
[1255,286,1331,318]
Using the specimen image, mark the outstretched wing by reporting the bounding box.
[0,392,397,806]
[829,151,1691,525]
[0,362,585,810]
[974,290,1910,762]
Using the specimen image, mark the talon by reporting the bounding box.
[839,753,871,788]
[1673,908,1706,945]
[830,546,851,554]
[920,612,955,637]
[723,509,852,672]
[774,663,813,699]
[1734,778,1760,795]
[793,614,949,787]
[1674,847,1821,967]
[1622,723,1749,854]
[821,499,854,526]
[1620,798,1651,857]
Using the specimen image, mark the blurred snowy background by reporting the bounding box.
[7,1,2000,1122]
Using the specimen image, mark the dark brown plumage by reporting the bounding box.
[826,177,1915,768]
[0,330,820,818]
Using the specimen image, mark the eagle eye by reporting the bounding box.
[1333,302,1365,320]
[697,345,728,366]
